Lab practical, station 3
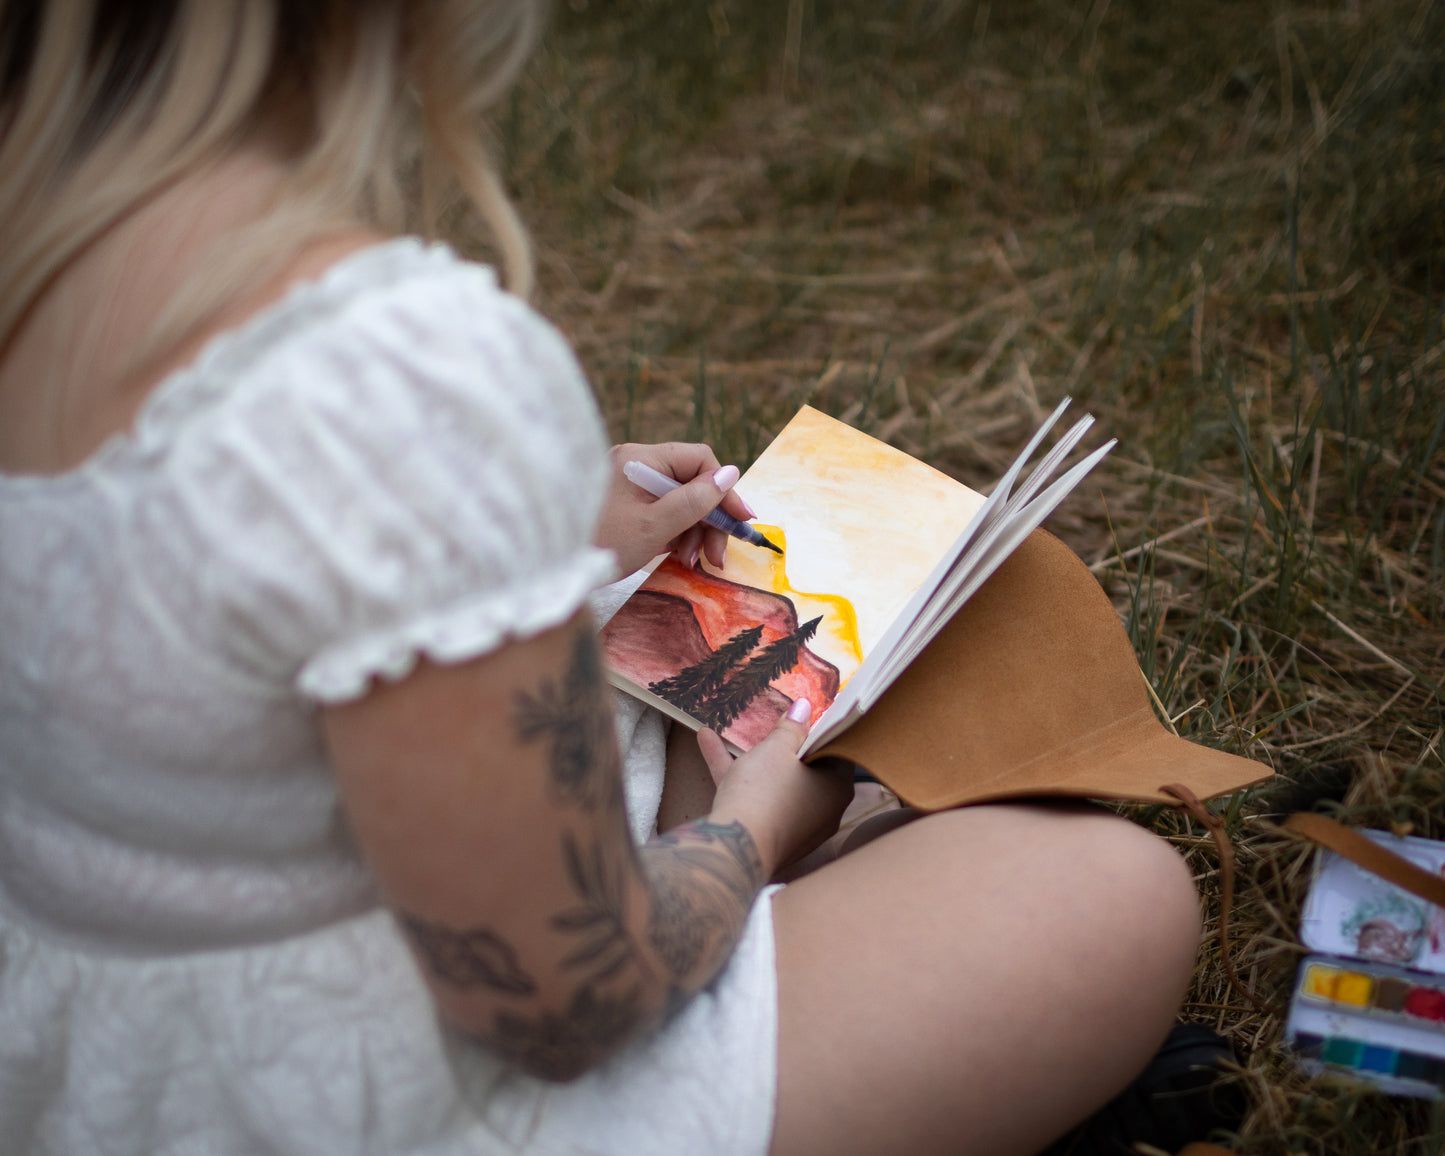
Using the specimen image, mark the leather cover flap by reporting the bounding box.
[813,530,1272,810]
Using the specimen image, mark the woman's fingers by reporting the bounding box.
[651,464,737,548]
[670,524,706,569]
[696,729,734,784]
[613,442,759,567]
[765,697,813,747]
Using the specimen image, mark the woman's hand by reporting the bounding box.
[594,441,757,578]
[700,700,856,879]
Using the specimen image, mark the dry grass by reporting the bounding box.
[469,1,1444,1150]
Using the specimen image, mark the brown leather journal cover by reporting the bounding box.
[813,529,1272,810]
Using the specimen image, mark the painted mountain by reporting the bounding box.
[601,557,841,750]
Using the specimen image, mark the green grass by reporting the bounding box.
[479,2,1445,1150]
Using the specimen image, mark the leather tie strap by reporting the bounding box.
[1161,783,1270,1014]
[1281,812,1445,909]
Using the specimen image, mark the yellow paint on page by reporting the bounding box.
[725,526,864,683]
[721,406,984,689]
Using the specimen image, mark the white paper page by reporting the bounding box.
[839,399,1079,710]
[800,402,1111,752]
[985,396,1075,509]
[848,412,1095,706]
[857,438,1115,708]
[866,437,1114,687]
[999,415,1095,516]
[893,424,1104,653]
[800,692,865,754]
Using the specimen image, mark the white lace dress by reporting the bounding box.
[0,240,779,1156]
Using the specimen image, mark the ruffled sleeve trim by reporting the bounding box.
[297,545,618,704]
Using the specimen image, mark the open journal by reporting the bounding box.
[601,401,1271,810]
[601,399,1108,751]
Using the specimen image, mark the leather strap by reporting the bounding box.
[1161,784,1269,1013]
[1121,804,1444,1042]
[1154,806,1445,1021]
[1282,812,1445,908]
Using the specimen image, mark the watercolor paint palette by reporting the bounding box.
[1285,829,1445,1097]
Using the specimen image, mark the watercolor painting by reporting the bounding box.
[602,406,984,749]
[1299,829,1445,970]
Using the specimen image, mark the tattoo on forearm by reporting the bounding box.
[646,865,727,976]
[423,630,768,1077]
[514,628,625,815]
[552,831,651,984]
[400,913,537,995]
[406,819,765,1077]
[492,981,645,1082]
[650,819,764,904]
[641,819,764,984]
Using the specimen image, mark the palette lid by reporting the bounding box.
[1300,829,1445,974]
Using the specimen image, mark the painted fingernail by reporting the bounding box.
[787,698,812,724]
[687,546,700,569]
[737,495,758,518]
[712,464,740,490]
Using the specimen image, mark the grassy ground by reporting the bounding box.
[484,2,1444,1151]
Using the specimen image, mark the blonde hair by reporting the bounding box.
[0,0,547,361]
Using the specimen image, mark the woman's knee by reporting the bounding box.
[771,804,1203,1156]
[783,800,1201,991]
[1088,809,1200,944]
[1064,804,1197,897]
[1038,806,1203,1004]
[916,803,1202,984]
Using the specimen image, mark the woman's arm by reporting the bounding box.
[322,610,849,1082]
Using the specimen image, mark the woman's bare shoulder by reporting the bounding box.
[0,219,391,477]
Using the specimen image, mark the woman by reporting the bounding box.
[0,3,1203,1153]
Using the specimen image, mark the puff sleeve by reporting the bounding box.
[141,246,618,703]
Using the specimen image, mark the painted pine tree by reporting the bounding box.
[647,624,763,713]
[698,616,822,733]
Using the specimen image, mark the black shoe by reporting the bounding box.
[1038,1024,1248,1156]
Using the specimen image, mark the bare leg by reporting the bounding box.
[775,788,915,881]
[656,721,717,831]
[770,803,1200,1156]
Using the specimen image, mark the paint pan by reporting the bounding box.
[1285,829,1445,1099]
